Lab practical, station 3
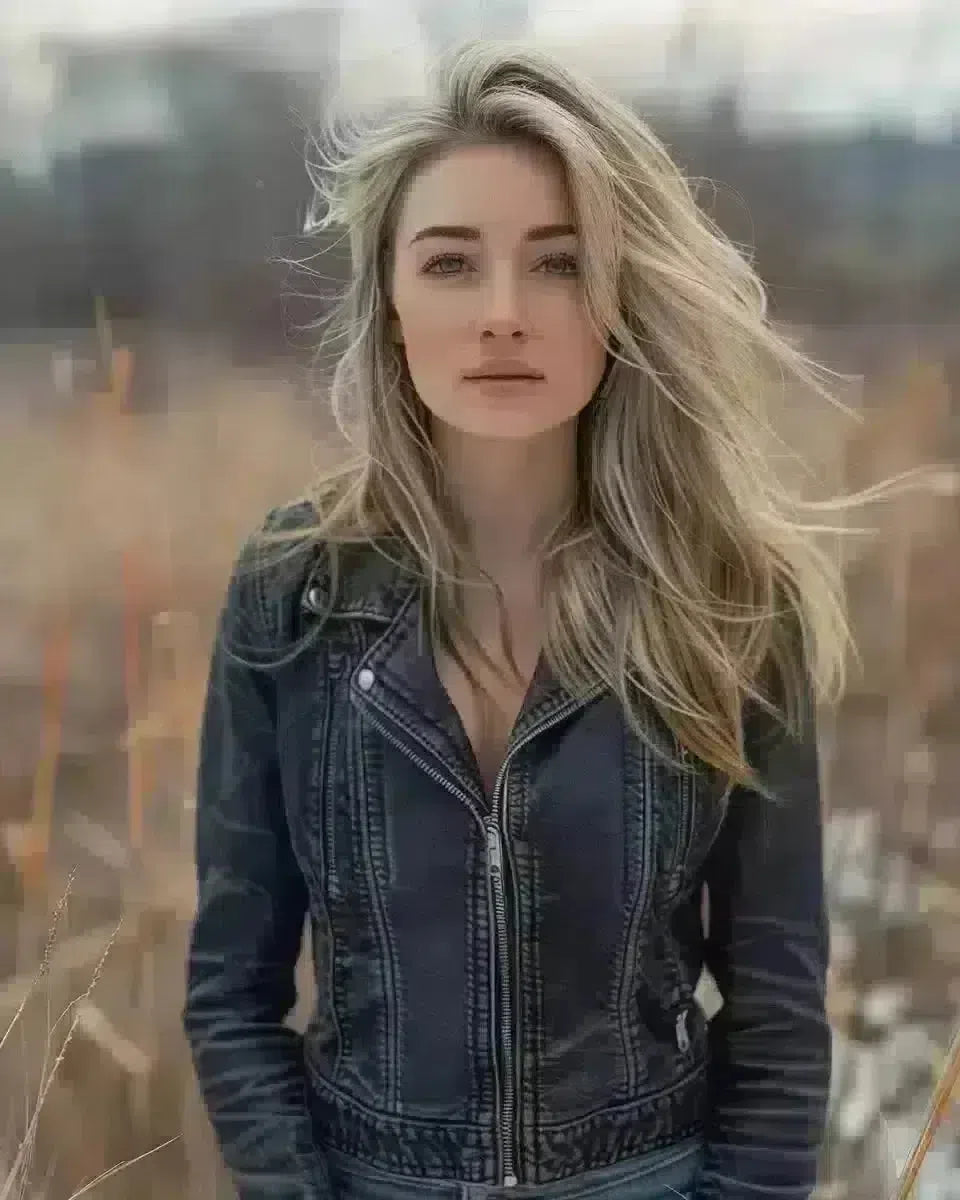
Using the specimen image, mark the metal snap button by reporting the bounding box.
[306,586,323,612]
[357,668,375,692]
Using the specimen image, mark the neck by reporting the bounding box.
[432,418,578,578]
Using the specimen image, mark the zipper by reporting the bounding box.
[360,674,602,1190]
[357,695,485,825]
[485,686,604,1189]
[675,1007,691,1054]
[673,740,694,877]
[485,823,518,1188]
[347,697,487,1116]
[672,741,695,1063]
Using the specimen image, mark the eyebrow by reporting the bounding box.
[408,223,577,246]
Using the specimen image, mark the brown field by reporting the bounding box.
[1,324,958,1198]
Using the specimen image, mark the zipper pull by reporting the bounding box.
[486,827,503,873]
[676,1007,691,1053]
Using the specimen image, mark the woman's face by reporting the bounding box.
[389,141,608,441]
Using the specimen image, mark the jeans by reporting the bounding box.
[325,1137,704,1199]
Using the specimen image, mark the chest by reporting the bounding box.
[278,644,718,923]
[274,600,724,908]
[433,599,542,799]
[433,649,534,798]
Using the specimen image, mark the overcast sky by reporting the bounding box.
[1,0,957,138]
[0,0,948,41]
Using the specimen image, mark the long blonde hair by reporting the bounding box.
[266,40,894,793]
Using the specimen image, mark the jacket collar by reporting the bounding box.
[299,536,421,625]
[294,528,607,805]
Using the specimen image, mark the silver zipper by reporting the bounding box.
[674,740,693,876]
[361,678,602,1190]
[485,823,517,1188]
[485,686,603,1189]
[357,690,520,1184]
[674,742,694,1062]
[350,698,485,1117]
[357,697,484,822]
[676,1007,691,1053]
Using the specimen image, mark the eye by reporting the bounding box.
[420,252,473,277]
[535,251,579,277]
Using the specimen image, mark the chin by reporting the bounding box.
[449,411,574,441]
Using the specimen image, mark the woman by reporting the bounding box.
[183,41,851,1200]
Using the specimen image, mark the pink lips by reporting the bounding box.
[462,358,544,381]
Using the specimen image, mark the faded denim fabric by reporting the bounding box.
[183,502,831,1200]
[324,1135,703,1198]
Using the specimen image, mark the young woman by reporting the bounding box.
[183,41,853,1200]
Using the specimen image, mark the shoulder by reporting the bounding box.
[742,625,818,792]
[238,498,321,591]
[221,499,324,663]
[224,494,420,662]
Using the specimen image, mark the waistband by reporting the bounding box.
[306,1059,707,1187]
[329,1136,704,1199]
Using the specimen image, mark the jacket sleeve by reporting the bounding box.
[182,536,333,1199]
[694,675,832,1200]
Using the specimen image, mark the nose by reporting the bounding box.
[479,267,529,341]
[482,324,526,340]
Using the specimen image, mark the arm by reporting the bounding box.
[182,536,332,1199]
[694,675,832,1200]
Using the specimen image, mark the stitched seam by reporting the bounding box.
[464,833,479,1124]
[355,709,402,1113]
[539,1067,707,1132]
[613,730,654,1094]
[532,845,545,1180]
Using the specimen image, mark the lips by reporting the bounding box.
[462,363,545,381]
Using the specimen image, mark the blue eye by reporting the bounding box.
[537,252,579,276]
[421,253,470,276]
[419,251,579,277]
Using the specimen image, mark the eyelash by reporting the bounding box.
[420,251,579,277]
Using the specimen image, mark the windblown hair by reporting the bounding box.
[265,40,886,793]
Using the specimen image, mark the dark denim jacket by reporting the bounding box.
[183,502,831,1200]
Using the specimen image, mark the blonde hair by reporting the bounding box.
[266,40,896,793]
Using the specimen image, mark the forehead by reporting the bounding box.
[394,141,573,241]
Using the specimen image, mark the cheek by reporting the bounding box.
[545,302,608,384]
[397,287,458,326]
[400,325,459,391]
[393,290,462,366]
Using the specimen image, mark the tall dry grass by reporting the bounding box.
[0,332,956,1196]
[0,874,176,1199]
[1,358,332,1197]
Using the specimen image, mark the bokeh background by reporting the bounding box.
[1,2,958,1196]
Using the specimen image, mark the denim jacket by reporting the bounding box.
[183,502,831,1199]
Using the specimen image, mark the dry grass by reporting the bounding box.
[0,875,177,1199]
[1,351,330,1197]
[0,329,957,1197]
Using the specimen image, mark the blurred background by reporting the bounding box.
[1,1,958,1197]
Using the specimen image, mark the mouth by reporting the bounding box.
[464,373,545,381]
